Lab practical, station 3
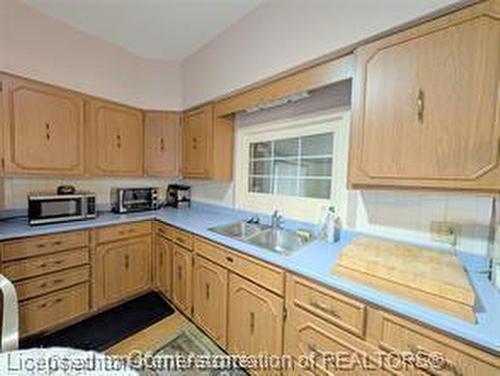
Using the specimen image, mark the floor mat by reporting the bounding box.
[143,323,247,375]
[21,292,175,352]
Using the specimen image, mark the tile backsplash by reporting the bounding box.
[351,190,494,256]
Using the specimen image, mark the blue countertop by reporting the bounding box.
[0,203,499,354]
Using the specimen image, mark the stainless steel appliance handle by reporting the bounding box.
[0,274,18,352]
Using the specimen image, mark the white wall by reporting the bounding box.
[181,0,463,108]
[0,0,182,110]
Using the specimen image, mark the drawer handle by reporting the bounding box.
[52,241,62,246]
[52,279,64,285]
[38,263,47,268]
[53,260,63,265]
[249,311,255,335]
[39,282,47,289]
[310,300,340,319]
[36,244,46,248]
[226,256,234,263]
[409,345,461,376]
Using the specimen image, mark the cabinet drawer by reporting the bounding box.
[96,221,151,244]
[287,274,366,337]
[2,231,88,261]
[227,250,284,296]
[172,227,193,250]
[285,306,386,375]
[15,266,90,301]
[194,238,230,266]
[372,311,500,376]
[20,283,89,337]
[156,222,173,240]
[2,248,89,281]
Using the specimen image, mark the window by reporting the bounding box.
[248,132,334,199]
[235,111,350,223]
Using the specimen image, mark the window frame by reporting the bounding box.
[235,110,350,223]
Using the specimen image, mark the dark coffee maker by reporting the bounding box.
[166,184,191,208]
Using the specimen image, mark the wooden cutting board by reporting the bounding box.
[331,237,476,323]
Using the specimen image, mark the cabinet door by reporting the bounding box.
[95,235,151,307]
[350,5,500,191]
[144,111,180,177]
[87,99,143,176]
[285,306,387,375]
[3,76,84,175]
[182,104,213,178]
[171,244,192,316]
[227,273,283,356]
[155,235,173,298]
[193,255,228,347]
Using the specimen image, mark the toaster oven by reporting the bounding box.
[111,187,159,214]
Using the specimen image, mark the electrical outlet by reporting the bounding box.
[430,221,458,246]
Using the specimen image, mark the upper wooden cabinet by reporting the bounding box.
[144,111,180,177]
[1,75,85,176]
[349,1,500,191]
[182,104,233,181]
[86,99,144,176]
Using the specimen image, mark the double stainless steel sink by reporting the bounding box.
[209,221,314,254]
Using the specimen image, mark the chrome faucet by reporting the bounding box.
[271,210,284,230]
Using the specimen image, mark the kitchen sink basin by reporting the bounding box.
[209,221,270,240]
[209,220,314,254]
[246,228,311,254]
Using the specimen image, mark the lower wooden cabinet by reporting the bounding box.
[227,273,283,356]
[171,244,193,316]
[94,235,152,308]
[285,305,386,375]
[193,255,228,347]
[155,234,173,298]
[20,283,90,337]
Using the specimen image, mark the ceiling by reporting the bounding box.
[20,0,264,61]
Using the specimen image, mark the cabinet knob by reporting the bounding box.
[417,89,425,123]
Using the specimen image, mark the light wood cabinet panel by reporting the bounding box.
[2,230,88,261]
[155,234,173,298]
[2,248,89,281]
[15,265,90,301]
[227,273,283,356]
[94,235,152,308]
[284,305,387,375]
[182,104,213,178]
[368,309,500,376]
[86,99,143,176]
[95,221,151,244]
[144,111,180,177]
[193,255,228,347]
[20,283,89,337]
[349,1,500,191]
[171,244,192,316]
[1,75,84,176]
[286,274,366,337]
[182,104,234,181]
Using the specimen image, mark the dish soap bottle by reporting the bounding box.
[320,206,341,243]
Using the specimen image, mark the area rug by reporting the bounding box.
[142,323,247,375]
